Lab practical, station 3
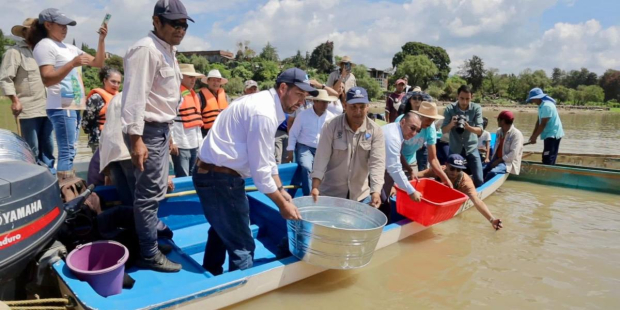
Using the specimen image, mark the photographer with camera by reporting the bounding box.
[441,85,485,187]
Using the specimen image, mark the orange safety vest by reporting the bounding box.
[176,86,204,128]
[199,88,228,130]
[86,88,115,131]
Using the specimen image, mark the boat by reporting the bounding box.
[53,164,509,310]
[522,151,620,170]
[510,160,620,194]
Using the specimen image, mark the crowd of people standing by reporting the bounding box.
[0,0,565,275]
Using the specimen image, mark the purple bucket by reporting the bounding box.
[66,240,129,297]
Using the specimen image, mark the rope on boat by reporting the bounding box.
[3,297,72,310]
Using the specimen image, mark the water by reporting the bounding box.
[228,182,620,309]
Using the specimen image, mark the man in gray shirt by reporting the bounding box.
[441,85,484,187]
[121,0,193,272]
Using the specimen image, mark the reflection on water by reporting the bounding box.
[228,181,620,309]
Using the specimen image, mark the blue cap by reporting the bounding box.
[276,68,319,96]
[447,154,467,169]
[346,87,369,104]
[38,8,76,26]
[154,0,194,22]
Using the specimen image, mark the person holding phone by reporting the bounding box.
[31,8,107,181]
[326,55,357,102]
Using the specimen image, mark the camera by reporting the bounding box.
[454,115,468,134]
[344,62,352,72]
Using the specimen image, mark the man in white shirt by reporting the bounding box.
[193,68,317,275]
[286,89,336,195]
[170,64,204,177]
[382,112,423,203]
[120,0,193,272]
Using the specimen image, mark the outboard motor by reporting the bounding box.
[0,129,65,291]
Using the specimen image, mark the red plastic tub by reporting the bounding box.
[394,178,468,226]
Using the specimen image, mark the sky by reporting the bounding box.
[1,0,618,75]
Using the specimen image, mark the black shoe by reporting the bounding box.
[158,243,173,255]
[157,226,174,240]
[135,252,181,273]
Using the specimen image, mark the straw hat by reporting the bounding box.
[338,55,355,66]
[179,64,204,77]
[307,89,338,102]
[412,101,444,120]
[200,69,228,84]
[11,18,36,38]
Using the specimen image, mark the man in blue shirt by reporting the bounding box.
[441,85,485,187]
[526,88,564,165]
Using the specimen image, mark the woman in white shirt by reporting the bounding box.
[31,8,107,179]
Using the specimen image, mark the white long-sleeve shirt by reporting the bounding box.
[121,32,182,135]
[382,123,416,195]
[99,93,131,172]
[198,89,284,194]
[287,107,335,151]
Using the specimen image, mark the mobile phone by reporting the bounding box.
[97,14,111,33]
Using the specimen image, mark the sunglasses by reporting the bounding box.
[411,96,424,101]
[409,125,420,134]
[160,17,189,31]
[448,166,461,172]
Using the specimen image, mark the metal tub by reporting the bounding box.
[287,196,387,269]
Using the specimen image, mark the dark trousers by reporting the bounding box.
[416,145,428,171]
[436,140,450,165]
[19,116,55,173]
[108,159,136,206]
[192,168,255,275]
[542,138,561,165]
[124,122,170,258]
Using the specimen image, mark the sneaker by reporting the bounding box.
[158,243,173,255]
[135,252,181,273]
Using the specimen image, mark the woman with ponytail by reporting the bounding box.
[31,8,108,180]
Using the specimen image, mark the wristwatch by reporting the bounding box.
[321,84,326,89]
[278,186,285,192]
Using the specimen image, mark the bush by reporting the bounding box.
[224,77,244,95]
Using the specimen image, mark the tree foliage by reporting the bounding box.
[308,41,334,74]
[599,69,620,102]
[0,29,16,60]
[392,42,451,81]
[459,55,485,92]
[352,65,382,101]
[259,42,279,62]
[392,55,438,89]
[282,50,307,70]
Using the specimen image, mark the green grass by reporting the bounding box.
[611,108,620,113]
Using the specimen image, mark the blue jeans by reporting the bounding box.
[192,168,254,275]
[457,148,484,188]
[416,145,428,171]
[19,116,55,174]
[47,109,79,172]
[171,148,198,178]
[543,138,561,165]
[483,162,507,183]
[295,143,316,196]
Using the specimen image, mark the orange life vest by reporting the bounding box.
[86,88,115,131]
[176,86,204,129]
[199,88,228,130]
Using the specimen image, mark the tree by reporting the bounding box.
[224,77,244,95]
[392,42,451,81]
[81,43,96,56]
[565,68,598,89]
[235,40,256,61]
[189,54,209,74]
[177,53,190,64]
[231,65,253,81]
[352,65,382,101]
[459,55,485,92]
[574,85,604,105]
[443,76,468,101]
[253,60,280,83]
[547,85,572,103]
[392,55,438,89]
[599,69,620,102]
[551,68,565,86]
[282,50,307,70]
[104,54,124,74]
[259,42,279,62]
[308,41,334,74]
[0,29,6,61]
[484,68,500,95]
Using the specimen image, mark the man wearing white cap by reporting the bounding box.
[170,64,204,177]
[244,80,258,95]
[198,69,230,137]
[286,89,337,195]
[0,18,54,172]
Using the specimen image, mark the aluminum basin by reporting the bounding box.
[287,196,387,269]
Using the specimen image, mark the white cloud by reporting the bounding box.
[1,0,618,75]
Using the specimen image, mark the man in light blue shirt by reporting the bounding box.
[382,112,423,202]
[526,88,564,165]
